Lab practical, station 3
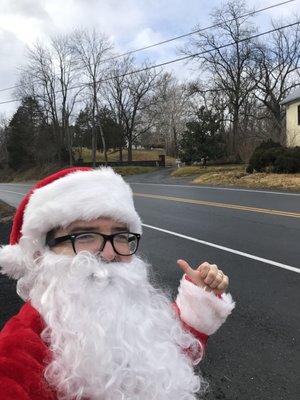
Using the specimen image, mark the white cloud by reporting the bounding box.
[2,0,51,20]
[0,29,25,89]
[128,28,165,50]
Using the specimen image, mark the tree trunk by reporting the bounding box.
[272,103,283,144]
[173,125,178,158]
[119,147,123,162]
[66,125,73,166]
[53,123,62,164]
[232,106,239,156]
[127,141,133,162]
[99,122,108,164]
[91,100,97,167]
[91,124,96,167]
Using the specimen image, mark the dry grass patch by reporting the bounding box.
[113,166,158,176]
[224,172,300,191]
[171,166,203,177]
[192,168,300,191]
[171,164,300,191]
[172,164,244,178]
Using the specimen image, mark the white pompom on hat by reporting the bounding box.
[0,166,142,279]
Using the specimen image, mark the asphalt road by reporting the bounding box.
[0,170,299,400]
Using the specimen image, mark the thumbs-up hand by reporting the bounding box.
[177,259,229,295]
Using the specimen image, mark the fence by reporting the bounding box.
[77,154,166,168]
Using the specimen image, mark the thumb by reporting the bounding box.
[177,259,195,278]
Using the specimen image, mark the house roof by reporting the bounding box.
[281,86,300,105]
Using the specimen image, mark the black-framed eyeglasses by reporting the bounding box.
[46,231,141,256]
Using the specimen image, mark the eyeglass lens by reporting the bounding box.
[74,233,138,255]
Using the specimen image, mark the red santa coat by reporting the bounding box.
[0,303,55,399]
[0,276,235,399]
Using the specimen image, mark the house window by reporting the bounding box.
[298,105,300,125]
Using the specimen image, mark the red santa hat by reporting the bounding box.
[0,166,142,279]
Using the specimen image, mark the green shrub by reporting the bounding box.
[249,146,284,172]
[273,147,300,173]
[248,141,300,174]
[255,139,282,151]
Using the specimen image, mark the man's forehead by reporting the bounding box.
[66,217,127,230]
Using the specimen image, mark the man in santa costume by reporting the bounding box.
[0,167,235,400]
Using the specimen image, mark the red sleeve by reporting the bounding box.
[0,376,31,400]
[0,304,56,400]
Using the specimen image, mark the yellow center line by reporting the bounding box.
[133,192,300,218]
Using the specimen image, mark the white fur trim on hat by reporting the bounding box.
[175,275,235,336]
[21,167,142,250]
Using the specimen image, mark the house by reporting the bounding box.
[281,87,300,147]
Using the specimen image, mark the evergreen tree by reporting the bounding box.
[74,106,125,155]
[7,97,46,170]
[179,106,225,163]
[97,107,124,151]
[74,107,93,150]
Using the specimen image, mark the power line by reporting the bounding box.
[0,85,19,93]
[106,0,296,59]
[0,20,299,106]
[0,0,296,95]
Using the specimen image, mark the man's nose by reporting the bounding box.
[100,239,117,261]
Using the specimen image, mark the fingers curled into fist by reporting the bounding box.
[177,259,229,295]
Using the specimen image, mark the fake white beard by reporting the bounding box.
[22,251,206,400]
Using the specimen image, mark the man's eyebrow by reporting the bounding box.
[68,226,128,233]
[112,226,128,232]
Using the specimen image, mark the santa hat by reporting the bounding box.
[0,166,142,279]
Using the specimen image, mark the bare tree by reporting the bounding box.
[0,114,9,165]
[51,34,83,165]
[148,73,190,157]
[19,41,60,153]
[183,0,258,156]
[70,29,113,165]
[253,20,300,143]
[17,35,81,165]
[104,56,162,162]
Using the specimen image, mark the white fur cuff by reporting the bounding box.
[175,275,235,336]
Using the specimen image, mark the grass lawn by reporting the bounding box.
[171,164,300,191]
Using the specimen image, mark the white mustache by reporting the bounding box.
[35,250,148,292]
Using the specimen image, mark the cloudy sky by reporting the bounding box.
[0,0,299,117]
